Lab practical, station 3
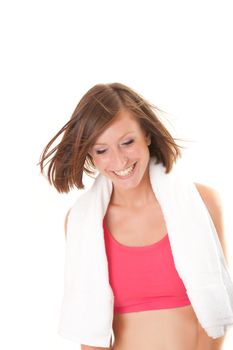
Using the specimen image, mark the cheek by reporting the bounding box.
[92,156,110,171]
[125,143,149,156]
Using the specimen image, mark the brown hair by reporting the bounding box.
[39,82,184,193]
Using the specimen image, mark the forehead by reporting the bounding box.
[95,110,141,143]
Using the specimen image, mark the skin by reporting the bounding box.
[68,109,227,350]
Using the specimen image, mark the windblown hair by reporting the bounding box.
[39,82,183,193]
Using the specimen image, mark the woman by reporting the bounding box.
[39,83,233,350]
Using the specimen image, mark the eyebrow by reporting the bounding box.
[93,131,134,146]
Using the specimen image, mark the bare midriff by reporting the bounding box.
[112,305,199,350]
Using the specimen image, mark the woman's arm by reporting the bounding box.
[195,182,228,260]
[195,183,227,350]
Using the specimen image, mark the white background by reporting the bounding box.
[0,0,232,349]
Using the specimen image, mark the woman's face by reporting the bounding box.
[89,109,151,191]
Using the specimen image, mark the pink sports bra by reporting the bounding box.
[103,218,191,314]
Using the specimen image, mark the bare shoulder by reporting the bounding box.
[194,182,227,260]
[194,182,223,228]
[194,183,222,209]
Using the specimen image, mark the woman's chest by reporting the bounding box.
[105,201,167,247]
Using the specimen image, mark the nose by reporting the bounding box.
[110,148,128,171]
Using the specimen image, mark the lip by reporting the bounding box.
[111,162,137,179]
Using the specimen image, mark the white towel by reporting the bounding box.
[58,157,233,347]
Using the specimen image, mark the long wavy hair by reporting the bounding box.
[39,82,184,193]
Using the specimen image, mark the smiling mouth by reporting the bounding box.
[113,162,136,177]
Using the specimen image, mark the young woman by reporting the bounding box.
[39,83,233,350]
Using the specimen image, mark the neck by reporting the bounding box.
[110,171,156,208]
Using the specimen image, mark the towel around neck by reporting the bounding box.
[58,157,233,347]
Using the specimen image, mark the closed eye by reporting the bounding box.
[94,139,134,155]
[122,139,134,146]
[96,149,107,154]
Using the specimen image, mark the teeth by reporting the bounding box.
[114,163,135,177]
